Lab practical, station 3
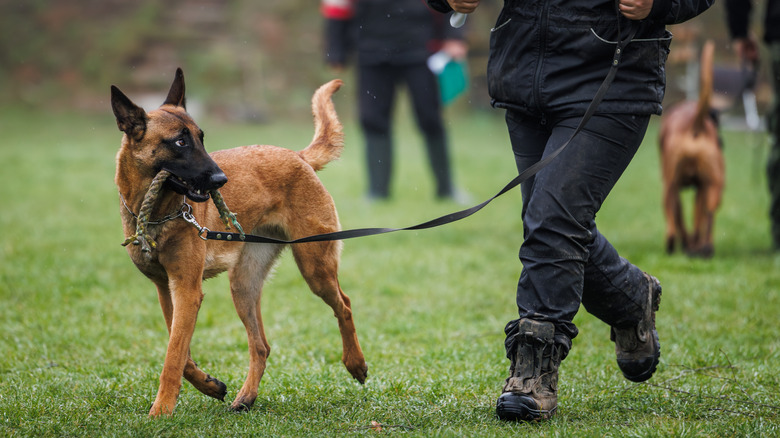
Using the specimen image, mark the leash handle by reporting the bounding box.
[205,24,639,245]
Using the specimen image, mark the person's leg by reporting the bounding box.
[570,117,663,383]
[498,110,563,421]
[358,64,397,199]
[403,63,454,198]
[767,42,780,248]
[581,232,650,327]
[498,111,653,421]
[513,113,650,337]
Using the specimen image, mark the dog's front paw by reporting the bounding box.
[148,399,175,417]
[203,375,228,401]
[229,395,256,412]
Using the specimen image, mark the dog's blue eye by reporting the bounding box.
[175,138,187,147]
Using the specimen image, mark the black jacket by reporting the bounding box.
[725,0,780,44]
[324,0,464,67]
[428,0,713,118]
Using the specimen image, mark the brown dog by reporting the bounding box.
[111,69,367,416]
[658,40,724,257]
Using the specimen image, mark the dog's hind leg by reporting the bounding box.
[155,282,228,402]
[292,241,368,384]
[227,243,284,411]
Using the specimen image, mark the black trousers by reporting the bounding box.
[358,62,453,198]
[504,110,653,344]
[768,43,780,247]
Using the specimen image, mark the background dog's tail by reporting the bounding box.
[299,79,344,171]
[693,40,715,136]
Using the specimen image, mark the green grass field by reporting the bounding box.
[1,101,779,436]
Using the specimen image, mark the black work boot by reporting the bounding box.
[496,318,566,422]
[610,273,662,382]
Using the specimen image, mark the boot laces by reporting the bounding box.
[508,333,561,394]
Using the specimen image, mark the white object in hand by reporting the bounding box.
[450,12,467,28]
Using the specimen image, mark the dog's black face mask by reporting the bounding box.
[158,122,227,203]
[111,68,228,203]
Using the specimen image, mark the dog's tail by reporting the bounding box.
[299,79,344,171]
[693,40,715,136]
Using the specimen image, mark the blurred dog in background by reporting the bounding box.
[658,40,724,257]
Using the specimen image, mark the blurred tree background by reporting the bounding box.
[0,0,334,121]
[0,0,768,123]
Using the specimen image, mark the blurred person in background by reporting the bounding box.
[321,0,468,201]
[725,0,780,250]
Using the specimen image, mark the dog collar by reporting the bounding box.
[119,192,188,225]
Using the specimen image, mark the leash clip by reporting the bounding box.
[181,203,210,241]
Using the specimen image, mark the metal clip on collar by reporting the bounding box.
[181,202,210,240]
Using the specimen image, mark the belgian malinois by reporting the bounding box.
[659,40,725,257]
[111,69,367,416]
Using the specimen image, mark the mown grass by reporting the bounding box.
[1,97,779,437]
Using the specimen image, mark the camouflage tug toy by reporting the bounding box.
[122,169,243,252]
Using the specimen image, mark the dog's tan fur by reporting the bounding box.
[112,70,367,416]
[658,40,724,257]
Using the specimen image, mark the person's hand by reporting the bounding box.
[734,36,760,64]
[447,0,480,14]
[618,0,652,20]
[442,40,468,61]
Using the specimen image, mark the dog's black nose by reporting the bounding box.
[210,172,228,189]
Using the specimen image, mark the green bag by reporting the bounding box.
[428,51,469,105]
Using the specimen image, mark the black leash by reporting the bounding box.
[206,23,638,245]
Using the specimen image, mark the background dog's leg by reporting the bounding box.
[149,276,204,416]
[664,185,684,254]
[292,242,368,384]
[691,189,706,254]
[155,283,228,402]
[228,244,283,411]
[691,185,720,257]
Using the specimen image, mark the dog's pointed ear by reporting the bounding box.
[111,85,147,142]
[163,68,187,109]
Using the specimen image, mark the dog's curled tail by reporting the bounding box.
[299,79,344,171]
[693,40,715,136]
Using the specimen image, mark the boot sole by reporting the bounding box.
[620,329,660,382]
[496,392,556,422]
[621,275,662,383]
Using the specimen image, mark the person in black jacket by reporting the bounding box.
[428,0,712,422]
[725,0,780,250]
[322,0,468,201]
